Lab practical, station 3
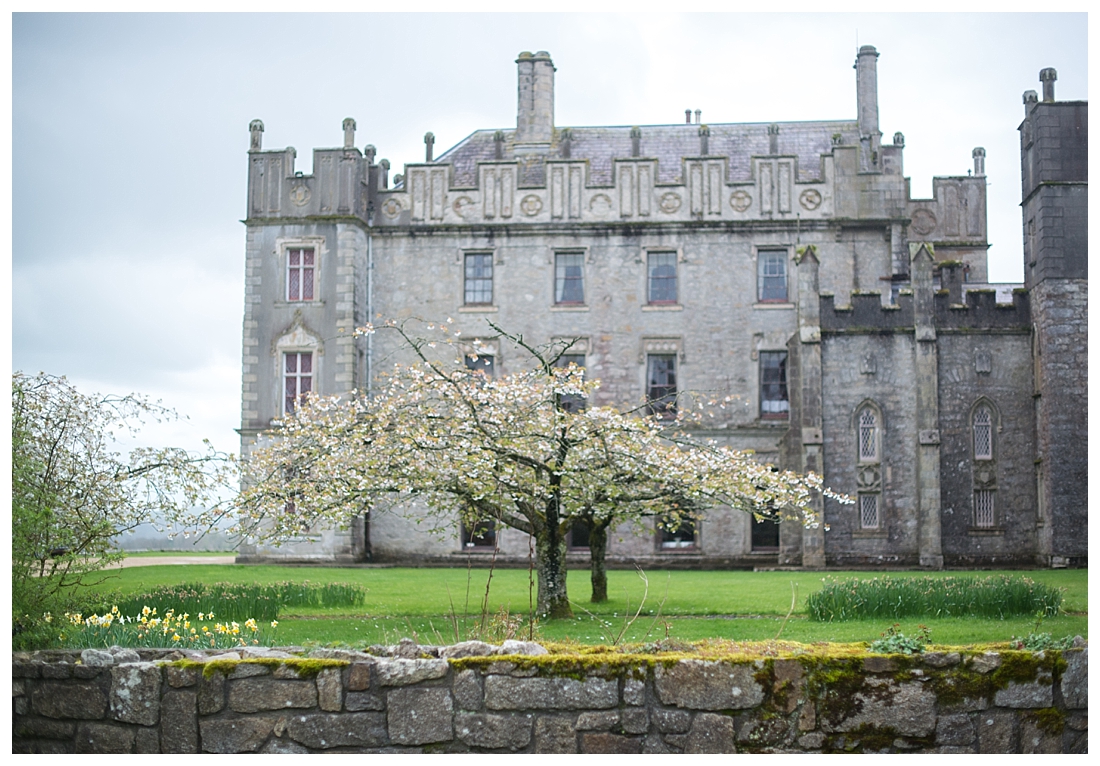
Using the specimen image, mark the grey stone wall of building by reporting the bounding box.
[13,644,1088,753]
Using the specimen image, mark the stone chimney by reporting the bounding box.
[515,51,555,145]
[249,119,264,151]
[972,147,986,177]
[630,126,641,157]
[768,124,779,155]
[1040,67,1057,102]
[342,118,356,149]
[424,132,435,162]
[855,45,881,169]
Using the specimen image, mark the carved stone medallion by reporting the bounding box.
[520,194,543,216]
[799,188,822,211]
[975,349,992,375]
[730,190,752,212]
[452,195,475,220]
[381,198,403,219]
[857,465,882,492]
[859,353,876,375]
[589,193,612,218]
[659,192,682,214]
[910,208,937,236]
[290,184,311,207]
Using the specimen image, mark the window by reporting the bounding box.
[647,251,678,304]
[658,514,696,549]
[646,354,677,417]
[751,515,780,551]
[973,406,993,460]
[462,519,497,549]
[974,490,995,528]
[464,353,495,378]
[287,247,315,301]
[555,252,585,304]
[568,519,591,550]
[757,250,788,302]
[555,353,586,412]
[464,252,493,305]
[760,352,789,419]
[283,352,313,414]
[859,494,880,529]
[858,407,879,462]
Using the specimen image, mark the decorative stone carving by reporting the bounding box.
[910,208,937,236]
[520,194,543,216]
[860,353,876,375]
[290,184,311,207]
[857,465,882,492]
[975,349,992,375]
[918,430,941,445]
[381,198,403,218]
[729,190,752,212]
[659,192,682,214]
[589,194,612,218]
[452,196,476,220]
[799,189,822,210]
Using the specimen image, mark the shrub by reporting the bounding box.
[868,623,931,654]
[806,575,1063,621]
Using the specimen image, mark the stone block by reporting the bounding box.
[41,662,73,679]
[455,712,533,749]
[581,732,643,753]
[14,716,75,740]
[993,680,1053,709]
[642,733,671,753]
[287,712,388,749]
[235,663,274,678]
[75,722,135,753]
[1020,716,1061,753]
[260,737,310,753]
[229,677,317,713]
[375,658,449,686]
[347,662,372,691]
[485,675,618,710]
[968,653,1002,674]
[345,692,385,711]
[81,649,115,667]
[577,710,620,730]
[197,670,225,714]
[486,660,538,677]
[74,665,102,679]
[654,660,764,710]
[439,640,495,659]
[652,708,691,733]
[862,656,897,672]
[387,687,453,745]
[738,713,792,747]
[823,678,936,737]
[32,681,108,719]
[200,717,277,753]
[935,713,975,746]
[684,713,736,753]
[798,703,816,731]
[923,652,961,668]
[976,711,1016,754]
[498,640,549,656]
[160,690,198,753]
[110,648,141,664]
[622,707,648,734]
[798,731,825,749]
[453,669,482,710]
[135,727,160,753]
[534,716,577,753]
[623,677,646,706]
[1059,648,1087,708]
[13,661,40,678]
[317,667,343,712]
[110,663,161,725]
[165,664,199,688]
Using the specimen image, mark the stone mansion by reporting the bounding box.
[236,48,1086,569]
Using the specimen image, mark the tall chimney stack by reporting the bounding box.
[855,45,881,169]
[1040,67,1057,102]
[515,51,555,145]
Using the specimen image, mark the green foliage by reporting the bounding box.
[806,575,1063,621]
[107,581,368,622]
[1011,632,1076,651]
[54,606,280,649]
[868,623,931,654]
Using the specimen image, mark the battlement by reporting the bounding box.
[821,287,1029,333]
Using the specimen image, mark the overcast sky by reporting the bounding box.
[10,12,1088,457]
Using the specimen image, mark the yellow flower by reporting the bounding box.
[172,633,181,642]
[271,621,279,628]
[198,612,205,620]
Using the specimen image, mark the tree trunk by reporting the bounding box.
[534,532,573,618]
[589,521,609,603]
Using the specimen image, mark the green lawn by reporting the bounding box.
[87,565,1087,649]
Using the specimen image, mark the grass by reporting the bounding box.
[77,565,1086,649]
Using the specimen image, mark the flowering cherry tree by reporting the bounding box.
[237,320,843,618]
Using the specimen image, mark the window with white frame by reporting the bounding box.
[554,252,585,304]
[464,252,493,305]
[973,406,993,460]
[647,251,678,304]
[757,250,788,302]
[283,352,313,414]
[760,351,789,418]
[858,407,879,463]
[286,247,316,302]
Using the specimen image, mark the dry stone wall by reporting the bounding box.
[12,640,1087,754]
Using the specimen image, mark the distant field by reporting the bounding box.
[85,565,1087,648]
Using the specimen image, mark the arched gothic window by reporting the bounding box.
[973,406,993,460]
[855,404,882,530]
[858,407,879,463]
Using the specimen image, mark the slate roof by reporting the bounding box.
[433,120,861,189]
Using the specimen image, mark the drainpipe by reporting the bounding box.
[366,203,374,399]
